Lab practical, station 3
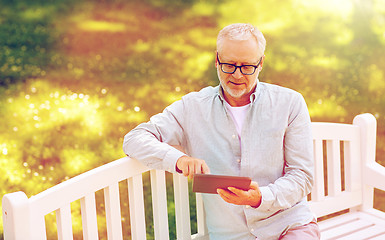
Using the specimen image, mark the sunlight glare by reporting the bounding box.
[299,0,353,18]
[78,20,126,32]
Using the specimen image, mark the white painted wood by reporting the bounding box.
[195,193,208,237]
[29,214,47,240]
[361,208,385,223]
[326,139,342,197]
[150,169,169,240]
[310,191,362,218]
[80,193,99,240]
[28,157,149,216]
[311,122,359,141]
[319,210,385,240]
[338,224,385,239]
[2,192,33,239]
[354,113,377,210]
[318,214,357,232]
[191,233,211,240]
[56,204,73,240]
[321,219,373,239]
[343,139,361,193]
[364,162,385,192]
[370,234,385,240]
[312,139,325,202]
[127,174,147,240]
[104,183,123,240]
[173,173,191,240]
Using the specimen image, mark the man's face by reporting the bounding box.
[216,38,264,106]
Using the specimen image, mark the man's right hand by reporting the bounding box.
[176,156,210,179]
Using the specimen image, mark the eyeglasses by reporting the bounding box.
[216,53,262,75]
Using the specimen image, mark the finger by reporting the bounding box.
[217,189,233,203]
[194,161,201,174]
[219,189,241,205]
[177,157,189,177]
[184,162,191,177]
[227,187,245,197]
[182,165,189,177]
[218,188,238,199]
[201,162,210,174]
[188,164,195,179]
[249,181,259,190]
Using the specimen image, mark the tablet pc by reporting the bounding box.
[192,174,252,194]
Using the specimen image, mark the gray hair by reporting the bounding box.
[217,23,266,55]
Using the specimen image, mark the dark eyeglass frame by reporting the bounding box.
[216,53,262,75]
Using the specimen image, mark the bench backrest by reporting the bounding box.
[3,158,208,240]
[309,113,377,218]
[2,113,377,240]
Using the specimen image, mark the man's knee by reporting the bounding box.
[280,220,321,240]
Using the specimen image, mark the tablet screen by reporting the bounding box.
[192,174,251,194]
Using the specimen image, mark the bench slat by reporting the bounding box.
[326,140,342,197]
[150,170,170,240]
[337,225,385,240]
[312,123,359,141]
[104,183,123,240]
[195,193,208,236]
[321,218,372,239]
[173,174,191,239]
[369,234,385,240]
[343,141,361,192]
[80,193,99,240]
[318,213,358,232]
[312,139,325,201]
[128,174,147,240]
[319,210,385,239]
[56,205,73,240]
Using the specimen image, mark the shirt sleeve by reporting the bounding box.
[123,98,187,173]
[257,93,314,213]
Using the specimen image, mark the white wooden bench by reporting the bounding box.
[2,113,385,240]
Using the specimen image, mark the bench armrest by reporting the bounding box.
[364,162,385,192]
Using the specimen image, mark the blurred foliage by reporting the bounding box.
[0,0,77,85]
[1,0,385,239]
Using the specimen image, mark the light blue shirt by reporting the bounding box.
[123,81,315,240]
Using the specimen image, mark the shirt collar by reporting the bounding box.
[217,78,261,105]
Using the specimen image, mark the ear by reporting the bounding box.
[259,55,265,69]
[215,51,219,68]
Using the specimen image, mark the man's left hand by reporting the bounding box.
[217,181,262,208]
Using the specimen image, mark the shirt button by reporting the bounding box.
[245,205,251,209]
[251,228,255,232]
[232,134,236,139]
[236,159,241,163]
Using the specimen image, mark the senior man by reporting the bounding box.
[123,23,320,240]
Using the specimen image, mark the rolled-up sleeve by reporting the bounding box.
[123,99,187,173]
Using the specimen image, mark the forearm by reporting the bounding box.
[123,122,186,172]
[258,167,313,212]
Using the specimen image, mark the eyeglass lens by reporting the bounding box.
[221,64,256,75]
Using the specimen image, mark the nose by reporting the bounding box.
[232,67,243,79]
